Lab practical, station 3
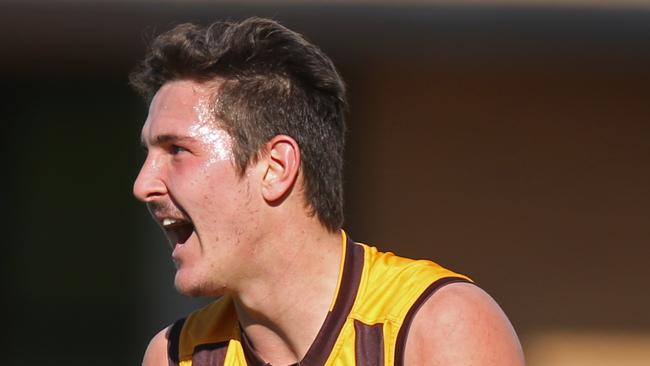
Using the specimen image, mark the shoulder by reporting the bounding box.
[405,282,525,366]
[142,327,169,366]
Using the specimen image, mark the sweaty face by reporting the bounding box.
[133,79,263,296]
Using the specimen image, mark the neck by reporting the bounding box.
[231,223,343,365]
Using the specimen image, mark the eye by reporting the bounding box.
[170,145,187,155]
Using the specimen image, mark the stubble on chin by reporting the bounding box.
[175,276,226,298]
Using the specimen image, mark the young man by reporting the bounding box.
[131,17,524,366]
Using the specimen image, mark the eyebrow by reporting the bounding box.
[140,134,198,148]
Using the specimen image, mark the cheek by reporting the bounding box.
[170,163,234,205]
[166,162,210,204]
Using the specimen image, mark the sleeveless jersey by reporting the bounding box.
[166,231,471,366]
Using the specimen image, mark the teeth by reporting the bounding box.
[162,218,178,227]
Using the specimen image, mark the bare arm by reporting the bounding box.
[405,282,525,365]
[142,327,169,366]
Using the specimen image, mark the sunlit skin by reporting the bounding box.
[134,79,268,296]
[137,80,525,366]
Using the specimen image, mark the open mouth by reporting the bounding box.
[161,218,194,246]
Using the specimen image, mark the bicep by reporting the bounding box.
[404,282,525,366]
[142,327,169,366]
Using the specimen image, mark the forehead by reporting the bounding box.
[141,79,216,140]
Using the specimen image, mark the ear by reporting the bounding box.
[261,135,301,203]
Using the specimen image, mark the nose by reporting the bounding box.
[133,155,167,202]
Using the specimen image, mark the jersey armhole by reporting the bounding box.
[393,277,473,366]
[167,318,187,366]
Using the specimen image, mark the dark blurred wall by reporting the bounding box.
[3,3,649,364]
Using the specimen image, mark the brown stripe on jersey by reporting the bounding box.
[393,277,472,366]
[167,317,186,366]
[240,330,274,366]
[298,238,365,365]
[354,320,385,366]
[192,342,229,366]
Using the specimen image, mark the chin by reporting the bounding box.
[174,273,224,298]
[175,278,207,297]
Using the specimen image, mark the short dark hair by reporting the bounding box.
[130,17,347,231]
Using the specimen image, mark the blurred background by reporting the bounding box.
[3,0,649,364]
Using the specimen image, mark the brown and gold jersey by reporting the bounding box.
[166,232,471,366]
